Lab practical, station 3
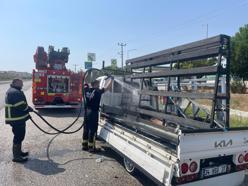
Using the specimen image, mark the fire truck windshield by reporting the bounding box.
[48,75,69,94]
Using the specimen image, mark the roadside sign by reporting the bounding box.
[85,61,92,69]
[111,59,117,69]
[87,53,96,62]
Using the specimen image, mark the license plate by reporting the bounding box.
[201,164,227,177]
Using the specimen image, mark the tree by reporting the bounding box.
[174,58,217,69]
[231,24,248,81]
[173,58,217,79]
[102,65,131,75]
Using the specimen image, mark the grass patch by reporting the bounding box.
[230,116,248,128]
[184,105,208,118]
[198,94,248,112]
[159,102,248,128]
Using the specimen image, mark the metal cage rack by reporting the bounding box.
[124,34,231,130]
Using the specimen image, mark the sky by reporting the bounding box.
[0,0,247,72]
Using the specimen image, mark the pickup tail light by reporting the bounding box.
[181,163,189,174]
[181,161,199,175]
[189,161,198,173]
[244,153,248,162]
[235,153,248,171]
[238,154,244,164]
[177,160,199,184]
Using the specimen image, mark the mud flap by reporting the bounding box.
[163,164,174,186]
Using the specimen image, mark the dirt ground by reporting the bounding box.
[197,93,248,112]
[230,94,248,111]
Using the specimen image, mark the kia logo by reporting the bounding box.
[214,139,233,148]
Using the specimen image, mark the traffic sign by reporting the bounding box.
[111,59,117,69]
[85,61,92,69]
[87,53,96,62]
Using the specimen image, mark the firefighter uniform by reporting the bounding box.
[5,84,31,162]
[82,87,104,152]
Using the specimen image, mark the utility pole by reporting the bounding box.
[102,60,105,69]
[118,42,127,69]
[73,64,78,72]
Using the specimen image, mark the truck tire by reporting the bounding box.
[123,157,136,175]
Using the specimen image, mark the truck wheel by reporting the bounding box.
[123,157,136,174]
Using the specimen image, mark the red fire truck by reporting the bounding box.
[32,46,83,109]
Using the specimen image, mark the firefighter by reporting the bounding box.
[82,77,113,152]
[5,79,33,163]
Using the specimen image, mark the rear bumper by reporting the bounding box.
[34,104,81,109]
[180,171,245,186]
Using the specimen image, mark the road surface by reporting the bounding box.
[0,83,156,186]
[0,81,247,186]
[0,80,32,110]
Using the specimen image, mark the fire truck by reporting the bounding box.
[32,46,83,109]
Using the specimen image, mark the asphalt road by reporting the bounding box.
[0,81,32,110]
[0,84,156,186]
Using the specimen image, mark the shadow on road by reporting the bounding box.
[24,158,65,175]
[99,145,157,186]
[36,130,156,185]
[43,134,112,166]
[36,108,84,118]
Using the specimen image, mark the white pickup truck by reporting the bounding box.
[96,76,248,186]
[96,35,248,185]
[98,116,248,186]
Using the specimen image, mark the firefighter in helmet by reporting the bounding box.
[82,77,113,153]
[5,79,33,163]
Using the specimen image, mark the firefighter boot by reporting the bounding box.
[88,146,101,153]
[12,144,28,163]
[88,140,101,153]
[82,140,88,151]
[20,143,29,157]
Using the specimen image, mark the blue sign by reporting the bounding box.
[85,61,92,69]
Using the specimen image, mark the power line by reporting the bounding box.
[127,49,137,59]
[202,24,209,38]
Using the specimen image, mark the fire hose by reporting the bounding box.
[29,68,106,135]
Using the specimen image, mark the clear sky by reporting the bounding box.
[0,0,247,72]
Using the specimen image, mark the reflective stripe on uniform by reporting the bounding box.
[88,142,94,147]
[8,107,11,118]
[5,101,26,107]
[93,135,96,147]
[82,140,88,144]
[5,113,29,121]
